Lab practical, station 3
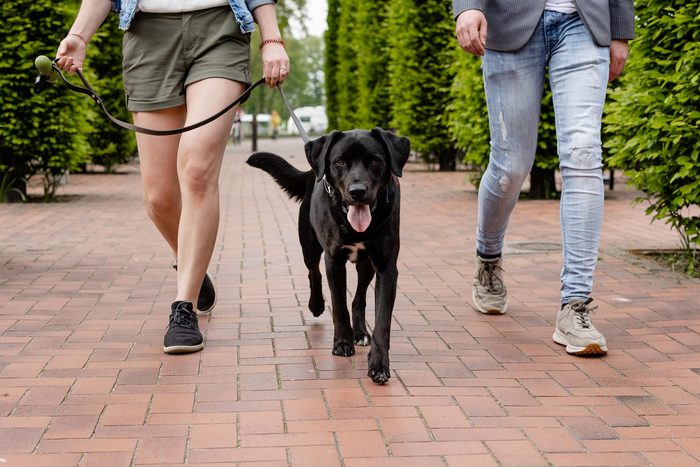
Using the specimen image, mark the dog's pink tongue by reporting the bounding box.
[347,204,371,232]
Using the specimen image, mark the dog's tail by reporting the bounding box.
[246,152,309,202]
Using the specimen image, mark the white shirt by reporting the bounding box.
[544,0,577,14]
[138,0,229,13]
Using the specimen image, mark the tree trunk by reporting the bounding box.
[251,113,258,152]
[437,149,456,172]
[527,166,558,199]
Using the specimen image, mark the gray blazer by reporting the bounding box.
[453,0,635,51]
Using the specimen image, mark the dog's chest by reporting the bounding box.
[342,242,366,263]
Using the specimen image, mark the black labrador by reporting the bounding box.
[246,128,410,384]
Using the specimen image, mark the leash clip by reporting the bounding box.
[322,175,334,197]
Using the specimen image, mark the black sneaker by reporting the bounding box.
[172,265,217,313]
[197,272,217,313]
[163,301,204,354]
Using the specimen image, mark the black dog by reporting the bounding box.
[247,128,409,384]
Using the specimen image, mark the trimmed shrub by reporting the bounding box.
[324,0,341,130]
[387,0,458,170]
[353,0,392,129]
[333,0,359,129]
[0,0,90,200]
[604,0,700,255]
[83,12,136,173]
[447,49,489,179]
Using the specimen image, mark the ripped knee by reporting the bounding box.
[561,146,603,171]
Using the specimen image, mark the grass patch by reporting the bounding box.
[633,249,699,278]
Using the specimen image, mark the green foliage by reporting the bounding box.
[246,2,324,120]
[0,167,27,202]
[447,49,489,178]
[535,85,557,171]
[333,0,359,129]
[0,0,91,201]
[84,12,136,173]
[324,0,392,131]
[324,0,340,129]
[284,35,325,109]
[353,0,392,129]
[276,0,307,33]
[604,0,700,254]
[387,0,458,169]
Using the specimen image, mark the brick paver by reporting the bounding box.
[1,137,699,466]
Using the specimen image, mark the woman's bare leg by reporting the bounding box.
[133,107,186,255]
[175,78,245,304]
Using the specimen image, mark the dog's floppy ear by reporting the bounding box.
[371,127,410,177]
[305,131,340,182]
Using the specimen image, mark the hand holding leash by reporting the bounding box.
[56,33,88,74]
[33,55,308,139]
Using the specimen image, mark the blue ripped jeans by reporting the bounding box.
[477,11,610,304]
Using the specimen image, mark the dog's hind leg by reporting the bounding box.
[352,259,374,346]
[299,204,325,317]
[302,239,325,317]
[325,255,355,357]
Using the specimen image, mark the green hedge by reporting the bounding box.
[446,50,489,180]
[1,2,138,200]
[333,0,359,130]
[387,0,458,169]
[84,12,136,173]
[324,0,341,130]
[353,0,392,129]
[604,0,700,252]
[0,0,90,200]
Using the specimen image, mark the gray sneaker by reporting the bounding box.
[553,298,607,356]
[472,254,508,315]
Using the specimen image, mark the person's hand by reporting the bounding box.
[456,9,488,56]
[608,39,629,82]
[261,42,290,87]
[56,34,88,73]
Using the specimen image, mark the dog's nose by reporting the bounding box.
[348,184,368,201]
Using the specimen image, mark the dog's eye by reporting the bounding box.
[335,159,346,167]
[369,159,381,168]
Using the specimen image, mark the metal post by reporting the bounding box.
[251,113,258,152]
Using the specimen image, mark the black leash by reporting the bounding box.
[34,56,309,140]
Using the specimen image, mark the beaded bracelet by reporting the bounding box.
[259,38,285,50]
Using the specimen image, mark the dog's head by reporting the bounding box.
[304,128,410,232]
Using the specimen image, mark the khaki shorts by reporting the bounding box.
[122,7,250,112]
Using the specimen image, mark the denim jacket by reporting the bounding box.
[112,0,275,33]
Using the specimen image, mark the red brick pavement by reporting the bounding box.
[0,137,698,466]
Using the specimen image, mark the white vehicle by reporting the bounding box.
[287,106,327,135]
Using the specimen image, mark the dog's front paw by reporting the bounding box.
[367,350,391,384]
[354,333,371,346]
[308,296,325,317]
[332,341,355,357]
[367,366,391,384]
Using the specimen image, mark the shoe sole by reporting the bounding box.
[197,278,217,314]
[163,343,204,354]
[553,329,607,356]
[472,289,507,315]
[197,291,217,314]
